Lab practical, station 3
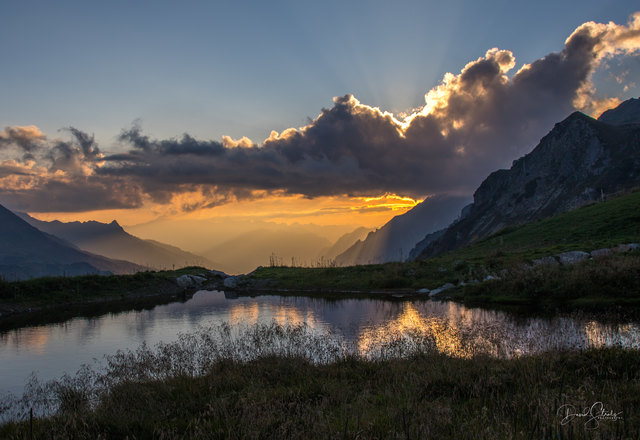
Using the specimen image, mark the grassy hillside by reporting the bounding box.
[245,191,640,299]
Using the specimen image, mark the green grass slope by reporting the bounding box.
[246,191,640,298]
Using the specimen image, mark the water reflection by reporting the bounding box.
[1,290,639,398]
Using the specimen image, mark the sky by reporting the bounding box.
[1,1,639,245]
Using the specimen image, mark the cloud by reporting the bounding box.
[569,12,640,115]
[2,13,639,213]
[0,127,143,212]
[0,125,46,153]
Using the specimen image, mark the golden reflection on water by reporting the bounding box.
[584,321,640,348]
[228,303,260,325]
[227,302,321,328]
[2,328,50,355]
[357,303,466,357]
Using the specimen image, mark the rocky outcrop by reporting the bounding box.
[175,274,207,289]
[417,99,640,259]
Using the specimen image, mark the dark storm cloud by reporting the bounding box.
[1,13,639,212]
[100,25,611,201]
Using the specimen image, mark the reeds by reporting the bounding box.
[1,322,639,439]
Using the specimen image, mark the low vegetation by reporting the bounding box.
[1,323,637,439]
[0,267,218,331]
[246,191,640,308]
[454,253,640,309]
[0,266,213,305]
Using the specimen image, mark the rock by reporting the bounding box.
[223,276,238,289]
[484,275,499,281]
[175,274,207,288]
[429,282,455,296]
[614,243,640,253]
[556,251,590,265]
[175,275,193,288]
[532,256,559,267]
[417,288,430,294]
[191,275,207,284]
[209,270,228,278]
[590,248,612,258]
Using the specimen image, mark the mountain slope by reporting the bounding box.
[417,99,640,259]
[335,195,471,265]
[0,204,144,280]
[318,227,374,261]
[598,97,640,126]
[18,214,217,271]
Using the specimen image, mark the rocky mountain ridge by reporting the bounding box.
[416,98,640,259]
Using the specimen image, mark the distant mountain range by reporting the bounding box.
[0,204,145,280]
[334,195,471,265]
[17,213,219,271]
[203,229,333,274]
[416,97,640,259]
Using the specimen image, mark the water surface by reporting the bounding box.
[1,290,639,397]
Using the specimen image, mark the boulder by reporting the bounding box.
[223,276,238,289]
[590,248,612,258]
[614,243,640,253]
[429,282,455,297]
[556,251,590,265]
[175,274,206,289]
[531,256,559,267]
[191,275,207,284]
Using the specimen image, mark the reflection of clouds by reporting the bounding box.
[229,303,260,326]
[1,328,50,355]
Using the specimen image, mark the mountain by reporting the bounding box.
[203,229,332,274]
[17,214,219,271]
[0,203,144,280]
[416,98,640,259]
[598,97,640,126]
[334,195,471,265]
[317,227,374,261]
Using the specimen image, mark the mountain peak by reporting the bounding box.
[417,104,640,259]
[598,97,640,126]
